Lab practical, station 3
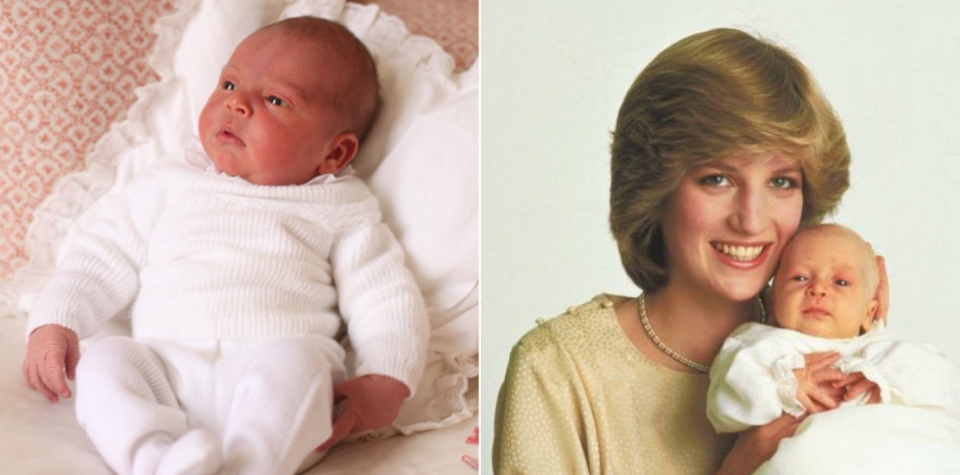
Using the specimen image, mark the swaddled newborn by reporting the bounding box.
[708,224,960,474]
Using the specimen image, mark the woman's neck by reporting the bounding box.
[617,281,761,371]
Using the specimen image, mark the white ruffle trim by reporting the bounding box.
[838,358,892,404]
[2,0,475,438]
[773,352,808,417]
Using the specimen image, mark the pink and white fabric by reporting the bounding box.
[0,0,176,279]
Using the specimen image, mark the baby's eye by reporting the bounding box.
[222,81,236,91]
[267,96,286,106]
[835,279,849,287]
[770,176,799,189]
[699,175,731,187]
[791,275,808,282]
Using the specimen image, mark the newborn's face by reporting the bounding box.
[198,28,346,185]
[772,230,878,339]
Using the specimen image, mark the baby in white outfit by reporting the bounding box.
[708,224,960,474]
[22,17,428,475]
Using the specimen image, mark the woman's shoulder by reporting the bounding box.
[512,293,623,357]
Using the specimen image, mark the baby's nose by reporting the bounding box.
[805,284,827,297]
[226,95,250,116]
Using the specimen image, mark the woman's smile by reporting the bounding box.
[710,241,770,267]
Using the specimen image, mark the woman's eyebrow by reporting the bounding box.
[771,164,803,175]
[695,162,737,172]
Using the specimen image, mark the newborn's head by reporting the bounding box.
[772,224,879,339]
[198,17,379,185]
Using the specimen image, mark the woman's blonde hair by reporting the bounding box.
[610,28,850,292]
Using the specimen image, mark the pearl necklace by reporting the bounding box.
[637,293,767,373]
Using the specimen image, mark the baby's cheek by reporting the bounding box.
[197,106,215,137]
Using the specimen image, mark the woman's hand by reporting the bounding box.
[716,414,804,475]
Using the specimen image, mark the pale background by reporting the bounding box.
[480,0,960,471]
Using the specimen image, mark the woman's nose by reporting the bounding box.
[729,187,769,235]
[225,94,250,116]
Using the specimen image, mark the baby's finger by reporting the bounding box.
[868,387,882,404]
[810,389,839,410]
[833,372,863,388]
[820,382,845,399]
[43,350,71,399]
[28,365,58,403]
[844,380,877,401]
[317,410,358,452]
[332,379,355,403]
[797,393,820,414]
[811,368,846,384]
[22,358,32,383]
[65,336,81,381]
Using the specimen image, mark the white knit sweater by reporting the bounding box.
[28,140,428,391]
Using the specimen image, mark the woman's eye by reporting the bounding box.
[267,96,286,106]
[222,81,236,91]
[770,176,799,189]
[835,279,849,287]
[699,175,730,187]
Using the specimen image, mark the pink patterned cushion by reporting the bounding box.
[0,0,477,281]
[0,0,176,279]
[355,0,478,72]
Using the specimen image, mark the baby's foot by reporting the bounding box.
[155,429,222,475]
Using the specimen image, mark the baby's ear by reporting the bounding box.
[317,132,359,175]
[862,299,880,331]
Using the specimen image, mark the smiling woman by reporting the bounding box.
[492,28,862,475]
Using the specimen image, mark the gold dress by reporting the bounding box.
[493,295,735,474]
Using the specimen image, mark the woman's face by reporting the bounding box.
[659,153,804,303]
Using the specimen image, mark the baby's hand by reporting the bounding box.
[316,374,409,452]
[793,352,846,413]
[834,372,882,404]
[22,324,80,403]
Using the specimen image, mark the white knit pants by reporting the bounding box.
[75,335,345,475]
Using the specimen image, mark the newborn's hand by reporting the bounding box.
[793,352,846,413]
[316,374,409,452]
[834,372,882,404]
[22,324,80,403]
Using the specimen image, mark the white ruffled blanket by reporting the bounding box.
[0,0,477,471]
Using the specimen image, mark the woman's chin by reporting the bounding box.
[712,278,769,303]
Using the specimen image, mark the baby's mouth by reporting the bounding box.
[710,242,766,262]
[802,308,830,320]
[217,127,245,147]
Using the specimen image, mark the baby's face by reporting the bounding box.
[198,28,352,185]
[772,229,878,339]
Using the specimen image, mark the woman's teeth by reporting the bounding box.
[712,242,764,261]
